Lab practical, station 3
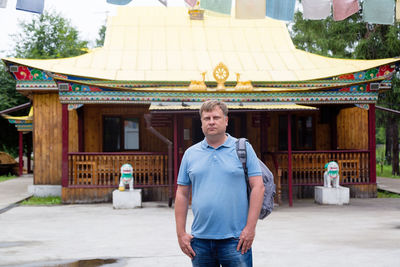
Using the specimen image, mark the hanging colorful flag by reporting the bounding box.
[332,0,359,21]
[200,0,232,15]
[396,0,400,21]
[265,0,296,21]
[185,0,197,8]
[16,0,44,14]
[158,0,167,7]
[0,0,7,9]
[236,0,265,19]
[363,0,395,25]
[302,0,331,20]
[106,0,132,5]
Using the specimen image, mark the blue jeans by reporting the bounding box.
[191,237,252,267]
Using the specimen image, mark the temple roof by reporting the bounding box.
[2,6,400,82]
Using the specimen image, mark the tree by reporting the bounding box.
[96,25,106,47]
[290,11,400,175]
[12,10,88,59]
[0,65,27,157]
[1,10,90,156]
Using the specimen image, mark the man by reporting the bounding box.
[175,100,265,267]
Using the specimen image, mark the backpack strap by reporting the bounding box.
[236,138,248,177]
[236,138,250,197]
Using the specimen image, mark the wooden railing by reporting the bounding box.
[265,150,370,186]
[68,152,168,188]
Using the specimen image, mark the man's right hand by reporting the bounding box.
[178,232,196,259]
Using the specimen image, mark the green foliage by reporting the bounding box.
[376,164,400,179]
[377,190,400,198]
[0,175,17,183]
[96,25,106,47]
[11,10,88,59]
[376,127,385,144]
[21,196,62,205]
[1,11,90,155]
[0,65,29,157]
[291,11,365,59]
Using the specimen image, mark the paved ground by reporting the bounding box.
[0,177,399,267]
[0,175,32,212]
[377,177,400,194]
[0,199,399,267]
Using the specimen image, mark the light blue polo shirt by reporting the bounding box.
[177,134,262,239]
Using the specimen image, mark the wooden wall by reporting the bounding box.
[337,107,368,150]
[245,113,261,156]
[33,93,62,185]
[68,109,79,152]
[264,106,368,152]
[83,104,172,153]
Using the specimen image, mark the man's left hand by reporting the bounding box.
[237,226,255,254]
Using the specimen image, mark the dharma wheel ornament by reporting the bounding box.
[213,62,229,91]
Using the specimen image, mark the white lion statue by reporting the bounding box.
[119,163,134,191]
[324,161,340,188]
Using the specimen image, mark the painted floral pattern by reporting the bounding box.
[13,66,33,80]
[377,65,395,77]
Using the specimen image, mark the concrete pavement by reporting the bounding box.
[377,177,400,194]
[0,199,399,267]
[0,174,32,213]
[0,176,400,266]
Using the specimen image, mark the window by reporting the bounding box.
[278,115,314,150]
[103,116,139,152]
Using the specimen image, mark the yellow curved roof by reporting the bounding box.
[3,7,399,82]
[2,107,33,121]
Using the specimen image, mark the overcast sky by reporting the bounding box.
[0,0,186,58]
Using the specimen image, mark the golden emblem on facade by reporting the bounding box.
[189,72,207,91]
[213,62,229,91]
[235,73,254,91]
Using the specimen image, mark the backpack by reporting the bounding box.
[236,138,276,219]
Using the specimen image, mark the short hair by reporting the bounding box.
[199,100,229,117]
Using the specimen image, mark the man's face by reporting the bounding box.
[200,106,228,137]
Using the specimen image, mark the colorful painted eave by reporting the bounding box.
[2,6,400,83]
[1,107,33,132]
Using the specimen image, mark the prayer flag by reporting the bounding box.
[16,0,44,14]
[200,0,232,15]
[158,0,167,7]
[396,0,400,21]
[185,0,197,8]
[106,0,132,5]
[266,0,296,21]
[363,0,394,25]
[0,0,7,9]
[332,0,359,21]
[236,0,266,19]
[302,0,331,20]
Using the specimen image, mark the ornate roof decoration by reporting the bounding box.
[2,7,400,83]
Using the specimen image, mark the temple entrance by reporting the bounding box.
[191,113,246,144]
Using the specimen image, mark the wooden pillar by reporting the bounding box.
[61,104,69,187]
[173,114,179,194]
[78,108,84,152]
[288,113,293,207]
[18,131,23,176]
[369,104,376,184]
[27,132,32,173]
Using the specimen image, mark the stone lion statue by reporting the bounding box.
[324,161,340,188]
[119,163,134,191]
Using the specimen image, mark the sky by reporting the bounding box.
[0,0,186,58]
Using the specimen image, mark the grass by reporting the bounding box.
[376,164,400,179]
[21,196,62,205]
[377,190,400,198]
[0,175,17,183]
